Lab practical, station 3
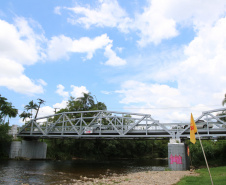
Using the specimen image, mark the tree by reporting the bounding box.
[19,111,32,122]
[24,100,38,119]
[0,122,12,158]
[0,95,17,158]
[222,93,226,106]
[0,95,18,124]
[76,92,95,110]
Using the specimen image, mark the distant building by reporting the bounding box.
[8,125,18,139]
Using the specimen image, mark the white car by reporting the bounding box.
[183,120,213,129]
[196,120,213,129]
[88,122,109,130]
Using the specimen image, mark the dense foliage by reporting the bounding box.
[188,140,226,167]
[0,123,12,158]
[45,138,168,160]
[0,95,18,124]
[0,95,17,158]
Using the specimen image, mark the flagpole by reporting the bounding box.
[196,130,214,185]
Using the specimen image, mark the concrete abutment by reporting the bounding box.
[9,140,47,159]
[168,139,190,171]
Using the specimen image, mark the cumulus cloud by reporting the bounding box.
[0,18,46,95]
[37,106,55,118]
[53,100,68,109]
[0,58,45,95]
[57,0,226,46]
[56,84,69,99]
[104,44,126,66]
[71,85,89,98]
[47,34,111,60]
[52,85,90,111]
[62,0,132,33]
[0,18,45,65]
[47,33,126,66]
[47,35,73,61]
[116,17,226,122]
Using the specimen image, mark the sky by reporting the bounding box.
[1,0,226,126]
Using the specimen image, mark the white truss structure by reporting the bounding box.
[18,108,226,140]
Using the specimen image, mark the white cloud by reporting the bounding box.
[58,0,226,46]
[71,85,89,98]
[0,18,46,95]
[116,16,226,122]
[0,57,44,95]
[116,80,217,122]
[116,80,184,105]
[0,18,45,65]
[56,84,69,99]
[47,35,73,61]
[101,90,112,95]
[37,79,47,86]
[71,34,112,59]
[47,33,125,66]
[133,2,178,46]
[47,33,112,61]
[54,6,61,15]
[132,0,226,46]
[37,106,55,118]
[53,100,68,109]
[104,44,126,66]
[64,0,132,32]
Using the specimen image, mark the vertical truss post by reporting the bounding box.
[61,113,65,135]
[80,113,83,135]
[122,114,124,132]
[45,118,48,132]
[30,120,34,135]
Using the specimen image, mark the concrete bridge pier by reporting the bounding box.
[168,139,190,171]
[9,140,47,159]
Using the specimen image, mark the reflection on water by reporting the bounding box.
[0,159,167,184]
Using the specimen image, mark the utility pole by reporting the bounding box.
[54,108,60,114]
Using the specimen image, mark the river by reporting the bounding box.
[0,159,167,184]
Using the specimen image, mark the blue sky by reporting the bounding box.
[1,0,226,126]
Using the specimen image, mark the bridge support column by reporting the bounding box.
[168,139,189,171]
[9,141,22,158]
[9,140,47,159]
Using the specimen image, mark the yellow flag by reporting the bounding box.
[190,113,197,144]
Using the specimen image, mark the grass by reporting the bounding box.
[176,166,226,185]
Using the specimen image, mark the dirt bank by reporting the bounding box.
[75,170,198,185]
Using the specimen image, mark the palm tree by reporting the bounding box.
[24,100,38,119]
[76,92,95,110]
[19,111,32,122]
[222,93,226,106]
[0,95,18,124]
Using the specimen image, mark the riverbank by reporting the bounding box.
[75,170,198,185]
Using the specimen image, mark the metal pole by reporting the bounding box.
[196,130,214,185]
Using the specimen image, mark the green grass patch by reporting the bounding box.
[177,166,226,185]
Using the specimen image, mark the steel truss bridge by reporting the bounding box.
[18,108,226,140]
